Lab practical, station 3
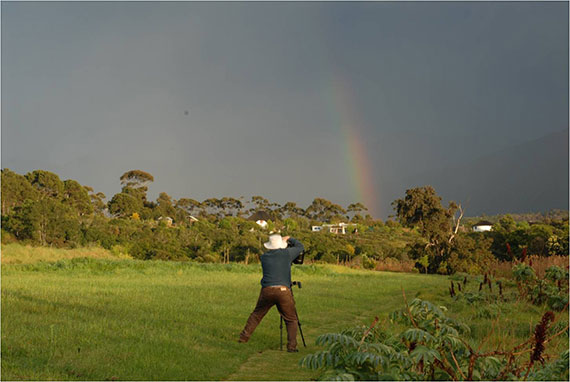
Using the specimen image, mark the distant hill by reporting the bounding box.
[404,129,569,216]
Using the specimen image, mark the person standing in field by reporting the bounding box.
[239,234,304,352]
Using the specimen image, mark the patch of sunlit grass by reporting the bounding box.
[1,243,127,264]
[2,255,567,380]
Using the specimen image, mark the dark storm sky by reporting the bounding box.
[2,1,568,218]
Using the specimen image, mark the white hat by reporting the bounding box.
[263,234,288,250]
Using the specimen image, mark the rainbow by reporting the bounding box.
[329,73,379,218]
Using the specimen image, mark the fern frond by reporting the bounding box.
[345,351,386,369]
[317,333,360,349]
[440,334,467,351]
[400,328,437,344]
[409,345,441,364]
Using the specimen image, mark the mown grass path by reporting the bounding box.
[226,268,449,381]
[2,256,567,380]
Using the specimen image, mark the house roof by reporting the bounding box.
[473,220,493,226]
[248,210,272,222]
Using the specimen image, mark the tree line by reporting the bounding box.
[1,168,390,263]
[392,186,568,274]
[1,168,567,273]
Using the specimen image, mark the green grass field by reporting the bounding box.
[1,245,568,380]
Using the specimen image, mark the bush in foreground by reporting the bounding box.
[300,297,569,381]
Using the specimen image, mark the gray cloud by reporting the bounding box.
[2,2,568,218]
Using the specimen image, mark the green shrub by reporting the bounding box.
[512,264,536,282]
[361,255,376,270]
[513,264,568,311]
[544,266,567,282]
[301,298,568,381]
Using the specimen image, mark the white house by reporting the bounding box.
[312,222,356,234]
[248,211,272,229]
[472,220,493,232]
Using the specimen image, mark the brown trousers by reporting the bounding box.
[239,286,298,351]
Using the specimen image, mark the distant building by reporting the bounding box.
[248,211,272,229]
[312,222,356,234]
[472,220,493,232]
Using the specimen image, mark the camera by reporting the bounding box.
[292,251,305,265]
[287,240,305,264]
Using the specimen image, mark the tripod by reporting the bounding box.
[280,281,306,350]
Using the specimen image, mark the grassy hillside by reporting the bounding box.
[1,243,129,264]
[1,245,567,380]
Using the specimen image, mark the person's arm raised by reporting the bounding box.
[286,237,304,262]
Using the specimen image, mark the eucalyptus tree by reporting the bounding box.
[156,192,177,218]
[84,186,106,215]
[119,170,154,204]
[347,202,368,222]
[63,179,93,216]
[108,192,143,218]
[7,198,79,246]
[176,198,201,220]
[1,168,39,215]
[278,201,305,219]
[249,195,270,214]
[306,198,347,222]
[25,170,64,199]
[220,197,243,217]
[202,198,223,218]
[119,170,154,190]
[216,217,240,263]
[392,186,464,273]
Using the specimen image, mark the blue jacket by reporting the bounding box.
[260,238,304,288]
